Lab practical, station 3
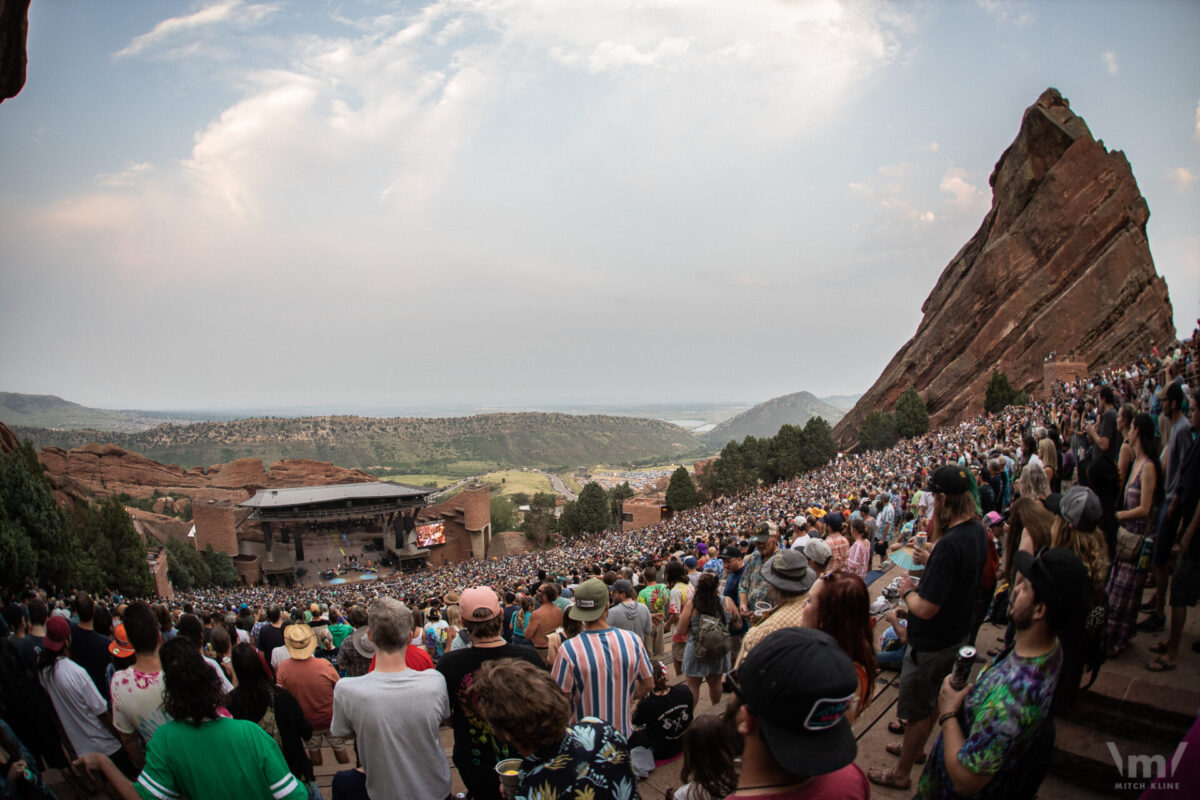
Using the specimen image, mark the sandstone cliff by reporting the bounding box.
[833,88,1175,448]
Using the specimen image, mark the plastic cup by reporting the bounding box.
[495,758,521,795]
[754,601,772,617]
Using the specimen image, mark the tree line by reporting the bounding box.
[0,438,236,597]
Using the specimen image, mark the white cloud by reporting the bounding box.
[1168,167,1196,190]
[976,0,1034,26]
[96,162,154,188]
[939,167,989,210]
[1102,51,1119,75]
[115,0,277,59]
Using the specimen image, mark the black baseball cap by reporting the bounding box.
[734,628,858,777]
[926,464,972,495]
[823,512,844,533]
[1013,548,1088,633]
[720,545,742,560]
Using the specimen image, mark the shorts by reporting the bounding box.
[304,730,349,752]
[1170,555,1200,608]
[672,639,688,664]
[897,643,959,721]
[1153,503,1182,567]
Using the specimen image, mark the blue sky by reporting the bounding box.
[1,0,1197,411]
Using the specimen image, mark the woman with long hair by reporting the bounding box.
[1038,438,1059,493]
[1116,402,1136,488]
[225,642,314,788]
[675,572,736,705]
[1105,413,1162,658]
[545,605,583,666]
[672,713,738,800]
[801,571,877,722]
[75,637,308,800]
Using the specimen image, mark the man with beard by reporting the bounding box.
[869,465,986,791]
[914,548,1083,799]
[738,522,778,620]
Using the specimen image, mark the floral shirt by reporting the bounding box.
[737,548,772,612]
[516,717,640,800]
[917,641,1062,799]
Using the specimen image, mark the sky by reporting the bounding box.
[1,0,1197,413]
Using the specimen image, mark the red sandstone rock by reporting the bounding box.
[833,89,1176,448]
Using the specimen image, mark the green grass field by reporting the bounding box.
[379,474,460,488]
[478,470,554,497]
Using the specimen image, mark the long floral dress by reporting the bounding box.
[1105,463,1154,653]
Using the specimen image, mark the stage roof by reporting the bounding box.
[240,482,434,510]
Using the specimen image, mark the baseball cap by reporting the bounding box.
[110,623,135,658]
[733,628,858,777]
[568,578,609,622]
[460,586,501,622]
[983,511,1004,527]
[43,615,70,652]
[804,539,833,570]
[683,556,698,568]
[750,521,773,543]
[720,545,742,560]
[1057,485,1101,532]
[611,579,634,596]
[926,464,972,495]
[1013,548,1088,633]
[823,513,844,533]
[284,624,317,660]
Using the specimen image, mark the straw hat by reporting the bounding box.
[283,624,317,660]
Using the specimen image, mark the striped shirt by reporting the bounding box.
[551,626,652,738]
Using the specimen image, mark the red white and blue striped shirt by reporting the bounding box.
[551,626,652,738]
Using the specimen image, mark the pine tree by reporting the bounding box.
[574,482,612,534]
[894,387,930,438]
[203,543,239,587]
[859,411,899,451]
[664,466,699,511]
[0,440,78,591]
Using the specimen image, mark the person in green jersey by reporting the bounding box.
[74,637,307,800]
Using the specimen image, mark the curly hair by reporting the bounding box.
[468,659,569,754]
[1051,517,1110,590]
[160,636,223,726]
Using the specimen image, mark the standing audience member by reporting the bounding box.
[522,584,563,666]
[846,519,871,580]
[1142,382,1190,632]
[871,465,985,791]
[675,572,736,706]
[471,659,640,799]
[801,572,878,722]
[109,601,171,769]
[824,514,851,574]
[737,522,777,619]
[436,587,545,800]
[666,560,693,678]
[331,597,451,800]
[736,549,817,666]
[725,628,869,799]
[68,592,113,703]
[551,578,653,739]
[915,548,1086,799]
[609,579,653,644]
[276,623,349,767]
[75,636,308,800]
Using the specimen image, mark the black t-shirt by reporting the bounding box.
[908,519,986,652]
[1091,408,1119,463]
[632,684,694,759]
[70,624,113,703]
[257,624,285,660]
[435,644,547,789]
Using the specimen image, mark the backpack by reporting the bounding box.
[1079,590,1109,690]
[694,612,731,661]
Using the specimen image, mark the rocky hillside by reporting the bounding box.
[702,391,844,445]
[15,412,706,474]
[833,88,1175,448]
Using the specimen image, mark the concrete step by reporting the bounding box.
[1049,716,1186,799]
[1063,681,1194,747]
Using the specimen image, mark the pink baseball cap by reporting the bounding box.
[459,587,501,622]
[983,511,1004,527]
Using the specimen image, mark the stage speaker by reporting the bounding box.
[373,537,384,550]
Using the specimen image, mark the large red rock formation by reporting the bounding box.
[833,89,1176,448]
[33,438,376,507]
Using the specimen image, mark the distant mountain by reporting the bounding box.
[700,392,845,445]
[819,393,864,411]
[0,391,220,432]
[14,412,707,474]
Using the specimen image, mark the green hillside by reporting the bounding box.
[14,412,709,475]
[0,391,217,431]
[701,391,845,445]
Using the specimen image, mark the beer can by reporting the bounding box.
[914,532,927,550]
[950,646,975,690]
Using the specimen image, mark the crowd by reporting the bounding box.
[1,327,1197,800]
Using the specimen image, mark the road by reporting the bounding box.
[545,471,577,501]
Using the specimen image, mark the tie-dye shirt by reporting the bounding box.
[917,640,1062,799]
[515,717,640,800]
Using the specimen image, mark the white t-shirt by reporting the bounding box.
[920,490,936,521]
[40,658,121,757]
[110,666,171,742]
[791,533,811,551]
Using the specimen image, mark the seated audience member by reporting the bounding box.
[75,636,308,800]
[470,658,640,799]
[725,627,869,798]
[672,713,738,800]
[631,660,694,761]
[914,548,1086,799]
[877,608,908,670]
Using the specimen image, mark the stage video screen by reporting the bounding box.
[416,521,445,547]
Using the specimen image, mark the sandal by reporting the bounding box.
[888,720,906,735]
[1147,655,1177,672]
[1149,642,1168,655]
[885,742,926,764]
[867,768,912,790]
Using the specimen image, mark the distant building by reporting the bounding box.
[621,497,668,532]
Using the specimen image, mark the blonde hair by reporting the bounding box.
[1038,439,1056,472]
[444,605,461,627]
[1051,517,1110,589]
